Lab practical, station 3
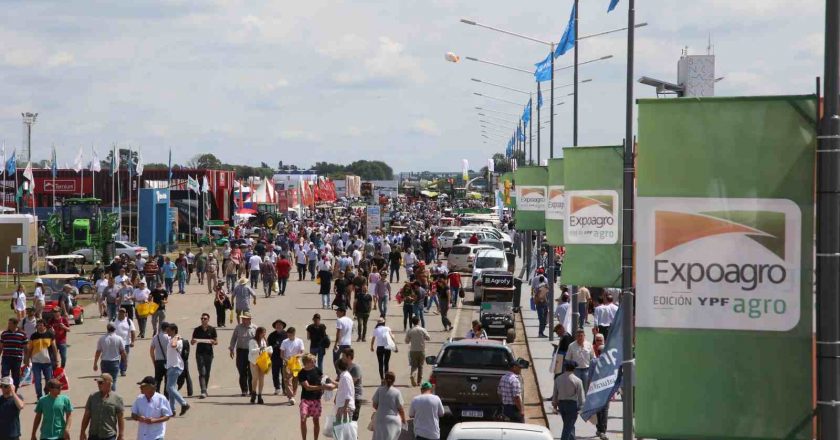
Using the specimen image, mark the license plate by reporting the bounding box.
[489,324,505,328]
[462,410,484,418]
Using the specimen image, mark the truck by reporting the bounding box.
[426,338,529,423]
[46,198,119,261]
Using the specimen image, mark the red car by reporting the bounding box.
[40,275,88,325]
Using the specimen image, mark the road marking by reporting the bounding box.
[449,301,463,339]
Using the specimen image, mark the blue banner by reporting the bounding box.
[555,3,576,57]
[608,0,619,12]
[522,99,531,125]
[580,300,625,420]
[5,151,16,176]
[534,53,552,82]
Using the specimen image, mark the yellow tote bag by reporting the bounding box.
[136,302,159,318]
[286,354,303,376]
[256,351,272,374]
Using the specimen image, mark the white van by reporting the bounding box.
[448,244,495,273]
[446,422,553,440]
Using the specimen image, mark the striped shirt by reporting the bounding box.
[0,329,27,359]
[497,372,522,405]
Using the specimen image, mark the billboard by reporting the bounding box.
[545,158,565,245]
[514,166,547,231]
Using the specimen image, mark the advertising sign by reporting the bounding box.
[514,166,547,231]
[561,146,623,287]
[366,205,381,233]
[635,95,816,440]
[545,159,565,248]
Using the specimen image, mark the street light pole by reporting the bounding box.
[529,93,533,165]
[573,0,579,146]
[537,83,541,165]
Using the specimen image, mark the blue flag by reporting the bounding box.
[522,99,532,125]
[5,151,16,176]
[580,301,625,420]
[555,3,576,57]
[519,129,526,142]
[534,53,552,82]
[608,0,619,12]
[537,85,543,109]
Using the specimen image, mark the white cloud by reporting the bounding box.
[279,130,321,142]
[319,34,369,59]
[329,36,425,87]
[47,52,75,67]
[263,77,289,92]
[411,118,441,136]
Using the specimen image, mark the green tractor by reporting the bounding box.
[253,203,280,231]
[198,220,230,247]
[46,198,119,262]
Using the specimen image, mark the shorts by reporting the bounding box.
[409,351,424,368]
[300,398,322,418]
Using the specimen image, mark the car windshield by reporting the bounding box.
[450,247,470,255]
[479,241,504,250]
[475,257,505,268]
[437,346,512,369]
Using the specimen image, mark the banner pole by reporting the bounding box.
[621,0,636,439]
[536,83,541,165]
[817,0,840,437]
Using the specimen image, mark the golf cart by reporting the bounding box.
[476,270,520,343]
[44,254,86,275]
[39,274,92,324]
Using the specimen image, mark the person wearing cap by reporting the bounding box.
[552,361,585,440]
[33,278,45,320]
[0,375,24,440]
[94,323,125,392]
[231,277,257,325]
[133,280,151,339]
[131,376,172,440]
[32,379,73,440]
[410,381,444,440]
[497,359,527,423]
[229,312,256,397]
[80,373,124,440]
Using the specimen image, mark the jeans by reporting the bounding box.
[297,263,306,281]
[389,266,400,283]
[321,293,331,309]
[99,360,119,391]
[578,302,588,326]
[278,276,288,294]
[402,303,414,330]
[375,347,391,380]
[107,303,118,321]
[263,279,273,296]
[196,353,213,394]
[536,302,548,336]
[413,303,426,328]
[250,270,260,289]
[227,274,237,292]
[152,310,166,335]
[1,357,22,388]
[145,275,157,290]
[236,349,252,393]
[32,362,53,398]
[558,400,578,440]
[377,296,388,317]
[164,278,174,294]
[308,261,316,279]
[137,316,148,338]
[575,368,590,392]
[425,295,440,312]
[56,343,67,368]
[166,367,188,411]
[120,345,130,375]
[450,287,459,307]
[502,404,523,423]
[178,276,186,293]
[310,346,325,372]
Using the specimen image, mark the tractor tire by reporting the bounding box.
[265,216,276,230]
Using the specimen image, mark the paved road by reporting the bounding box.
[15,268,544,440]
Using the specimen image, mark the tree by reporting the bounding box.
[490,152,525,174]
[311,160,394,180]
[186,153,223,169]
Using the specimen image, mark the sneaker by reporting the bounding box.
[274,389,281,395]
[289,398,296,406]
[179,404,191,416]
[199,393,207,399]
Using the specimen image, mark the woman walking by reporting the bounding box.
[212,282,230,327]
[33,278,45,319]
[370,318,397,380]
[248,326,272,404]
[400,282,417,331]
[10,284,26,320]
[372,371,406,440]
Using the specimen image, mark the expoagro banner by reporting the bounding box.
[545,158,565,245]
[561,146,622,287]
[635,95,816,440]
[514,166,547,231]
[499,172,516,209]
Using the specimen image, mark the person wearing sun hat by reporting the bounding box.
[410,381,445,440]
[231,277,257,325]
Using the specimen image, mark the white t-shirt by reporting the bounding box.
[336,371,356,411]
[352,249,362,266]
[114,317,136,346]
[133,288,150,303]
[33,287,45,304]
[336,316,354,346]
[249,255,263,271]
[280,337,305,361]
[410,394,445,440]
[372,326,392,349]
[166,337,185,370]
[96,279,109,295]
[11,291,25,311]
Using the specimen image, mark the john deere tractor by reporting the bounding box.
[253,203,280,230]
[46,198,120,260]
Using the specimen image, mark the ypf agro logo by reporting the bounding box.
[546,186,566,220]
[636,197,801,331]
[564,190,619,244]
[516,186,546,211]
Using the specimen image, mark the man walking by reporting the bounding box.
[149,322,170,394]
[341,348,363,422]
[593,293,618,339]
[275,254,291,295]
[248,252,262,289]
[566,329,593,391]
[0,376,24,440]
[531,269,549,338]
[353,286,372,342]
[497,359,528,423]
[80,373,125,440]
[410,382,445,440]
[191,313,218,399]
[164,324,190,416]
[552,361,585,440]
[295,244,307,281]
[27,319,60,399]
[162,257,176,295]
[94,323,126,391]
[229,312,256,397]
[231,278,257,324]
[404,317,431,387]
[32,379,73,440]
[113,308,136,377]
[131,376,172,440]
[332,308,353,373]
[0,318,26,388]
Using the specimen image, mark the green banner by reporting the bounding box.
[635,95,816,440]
[499,172,516,209]
[514,166,547,231]
[545,158,565,245]
[561,146,622,287]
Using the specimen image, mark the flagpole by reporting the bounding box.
[573,0,579,146]
[536,84,541,164]
[51,145,55,212]
[128,147,132,243]
[2,143,6,213]
[529,96,533,165]
[14,156,19,214]
[188,178,192,247]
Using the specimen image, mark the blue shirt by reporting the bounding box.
[162,262,176,279]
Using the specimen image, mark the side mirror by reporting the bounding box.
[425,356,437,366]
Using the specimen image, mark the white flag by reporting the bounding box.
[511,158,517,171]
[22,162,33,182]
[73,147,84,173]
[487,158,494,173]
[135,148,144,176]
[202,175,209,193]
[91,149,101,172]
[187,175,200,193]
[461,159,469,181]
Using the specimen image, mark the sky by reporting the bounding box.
[0,0,825,172]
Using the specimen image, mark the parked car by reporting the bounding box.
[114,241,149,259]
[426,338,528,423]
[446,422,552,440]
[448,244,495,273]
[40,274,90,324]
[439,230,497,255]
[472,249,510,301]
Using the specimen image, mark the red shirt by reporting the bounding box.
[448,272,461,288]
[275,259,292,278]
[51,317,70,344]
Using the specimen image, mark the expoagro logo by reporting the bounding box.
[546,186,566,220]
[564,190,619,244]
[517,186,546,211]
[636,197,801,332]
